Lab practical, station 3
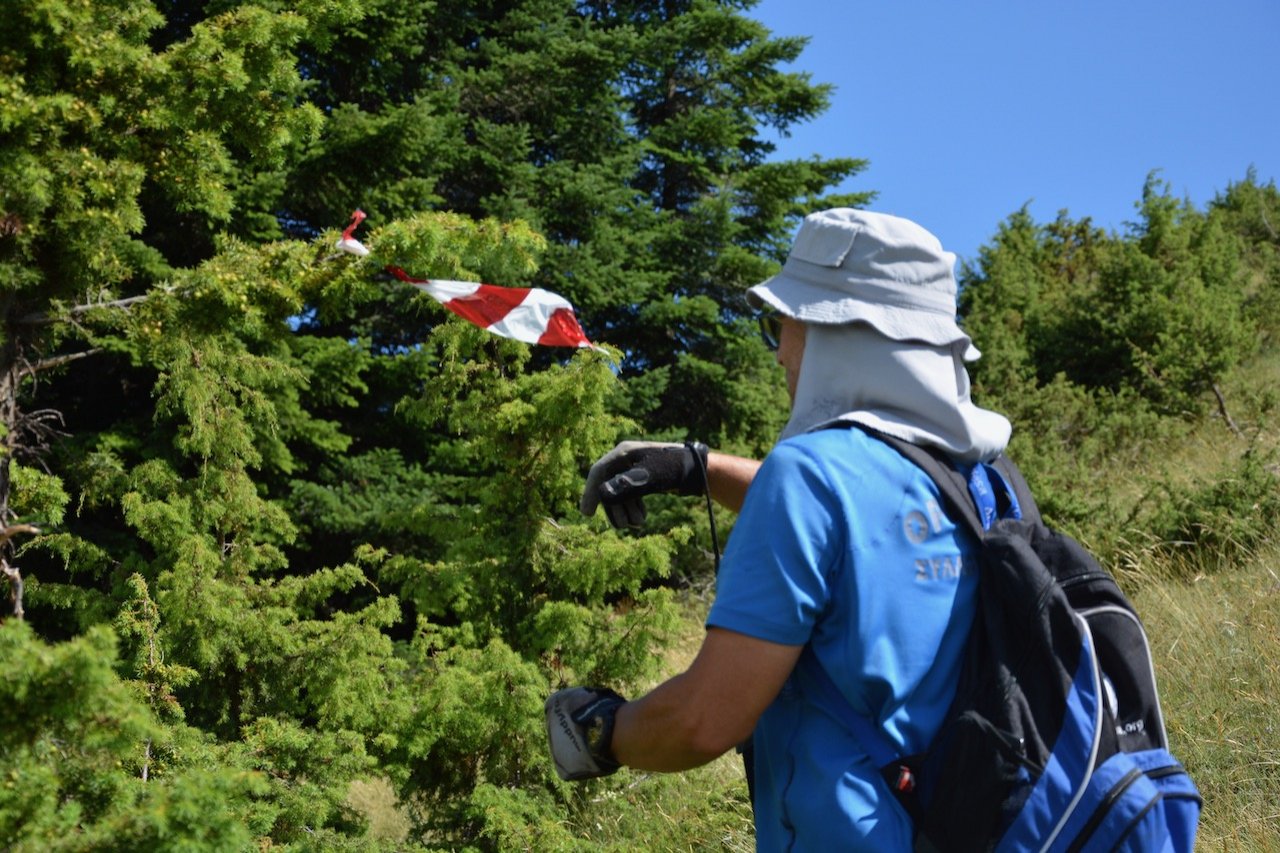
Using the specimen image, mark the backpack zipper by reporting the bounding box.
[1145,764,1183,780]
[1063,767,1146,853]
[1057,571,1113,592]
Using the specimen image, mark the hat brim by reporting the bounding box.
[748,272,980,361]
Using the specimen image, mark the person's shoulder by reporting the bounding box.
[761,427,903,487]
[766,429,843,470]
[776,425,935,491]
[775,424,903,460]
[751,430,852,495]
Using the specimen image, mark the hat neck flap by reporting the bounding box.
[780,323,1011,463]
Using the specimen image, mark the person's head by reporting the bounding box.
[748,209,1010,460]
[748,208,974,364]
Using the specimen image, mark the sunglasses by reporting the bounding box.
[758,314,783,351]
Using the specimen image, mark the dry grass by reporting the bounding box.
[1134,543,1280,850]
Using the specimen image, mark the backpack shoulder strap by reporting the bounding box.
[846,423,1042,532]
[988,454,1041,525]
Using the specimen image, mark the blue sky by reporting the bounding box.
[750,0,1279,265]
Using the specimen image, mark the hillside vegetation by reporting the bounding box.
[2,0,1278,849]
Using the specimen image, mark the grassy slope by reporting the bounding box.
[1139,543,1280,849]
[1124,353,1280,845]
[1121,349,1279,847]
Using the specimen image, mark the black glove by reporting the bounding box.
[545,686,627,781]
[579,441,710,529]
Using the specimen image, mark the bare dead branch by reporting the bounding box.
[1212,383,1243,438]
[18,294,153,326]
[0,526,41,621]
[1237,180,1280,241]
[13,409,68,469]
[0,523,40,546]
[1260,205,1278,241]
[18,348,103,380]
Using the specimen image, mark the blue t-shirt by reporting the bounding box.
[706,427,981,852]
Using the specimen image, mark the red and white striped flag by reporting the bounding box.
[335,209,371,256]
[335,211,597,349]
[385,266,594,349]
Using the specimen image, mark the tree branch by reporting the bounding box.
[18,348,103,380]
[18,294,153,326]
[1259,204,1278,241]
[0,524,39,621]
[1,560,22,621]
[0,523,40,546]
[1212,383,1243,438]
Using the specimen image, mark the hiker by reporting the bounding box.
[546,208,1015,849]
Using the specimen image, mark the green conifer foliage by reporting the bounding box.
[1,0,868,845]
[0,621,268,851]
[1207,170,1280,342]
[964,175,1258,421]
[960,173,1267,533]
[263,0,866,451]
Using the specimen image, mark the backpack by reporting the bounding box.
[844,429,1202,852]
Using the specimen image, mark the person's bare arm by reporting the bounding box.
[705,451,762,513]
[610,627,801,772]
